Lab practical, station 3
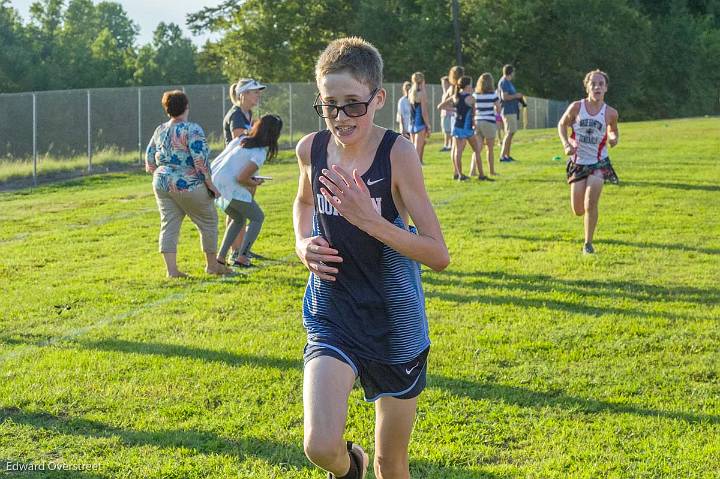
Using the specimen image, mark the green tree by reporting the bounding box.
[187,0,456,84]
[189,0,355,82]
[27,0,67,90]
[134,22,199,85]
[0,1,34,92]
[60,0,138,88]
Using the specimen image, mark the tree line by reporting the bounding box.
[2,0,719,120]
[0,0,223,93]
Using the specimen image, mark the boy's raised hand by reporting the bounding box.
[296,235,343,281]
[319,165,381,231]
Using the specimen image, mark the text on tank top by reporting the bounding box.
[571,100,608,165]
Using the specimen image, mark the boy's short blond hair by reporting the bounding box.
[315,37,383,91]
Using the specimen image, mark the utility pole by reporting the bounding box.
[452,0,463,66]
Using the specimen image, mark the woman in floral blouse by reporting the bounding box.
[146,90,232,277]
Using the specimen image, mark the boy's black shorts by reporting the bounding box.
[303,341,430,402]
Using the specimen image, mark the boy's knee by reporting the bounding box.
[374,454,408,479]
[572,205,584,216]
[303,435,342,467]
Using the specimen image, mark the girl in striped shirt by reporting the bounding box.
[471,73,500,178]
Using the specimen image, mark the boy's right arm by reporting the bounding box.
[293,133,343,281]
[558,101,580,156]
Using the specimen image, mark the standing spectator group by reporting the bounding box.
[394,64,524,181]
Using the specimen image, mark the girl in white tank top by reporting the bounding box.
[557,70,620,254]
[571,101,608,165]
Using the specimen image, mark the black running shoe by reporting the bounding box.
[458,174,470,181]
[583,243,594,254]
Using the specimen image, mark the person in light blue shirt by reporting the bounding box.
[498,64,525,162]
[211,114,283,267]
[395,81,412,138]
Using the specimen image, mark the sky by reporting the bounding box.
[9,0,223,46]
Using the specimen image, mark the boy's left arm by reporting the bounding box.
[607,107,619,147]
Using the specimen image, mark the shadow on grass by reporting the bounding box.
[78,339,302,371]
[427,375,720,425]
[0,407,310,472]
[622,180,720,192]
[423,281,697,321]
[424,269,720,307]
[0,407,502,478]
[411,459,509,478]
[79,339,720,425]
[496,233,720,256]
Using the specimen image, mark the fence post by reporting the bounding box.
[391,83,396,131]
[288,83,293,146]
[138,88,142,164]
[221,84,225,136]
[431,86,436,132]
[32,93,37,186]
[87,89,92,172]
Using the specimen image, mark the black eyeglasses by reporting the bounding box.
[313,89,379,119]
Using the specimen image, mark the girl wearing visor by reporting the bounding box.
[223,78,267,263]
[223,78,266,144]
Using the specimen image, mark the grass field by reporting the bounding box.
[1,117,719,478]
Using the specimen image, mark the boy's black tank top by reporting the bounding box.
[302,129,429,364]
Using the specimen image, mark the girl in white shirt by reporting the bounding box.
[212,114,283,267]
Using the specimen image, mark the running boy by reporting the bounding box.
[558,69,619,254]
[293,37,449,479]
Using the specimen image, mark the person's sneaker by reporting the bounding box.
[583,243,595,254]
[499,156,511,162]
[478,175,494,181]
[508,156,517,162]
[458,174,470,181]
[453,173,459,180]
[440,146,450,152]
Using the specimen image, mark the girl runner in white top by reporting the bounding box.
[558,69,620,254]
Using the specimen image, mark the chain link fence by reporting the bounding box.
[0,83,567,187]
